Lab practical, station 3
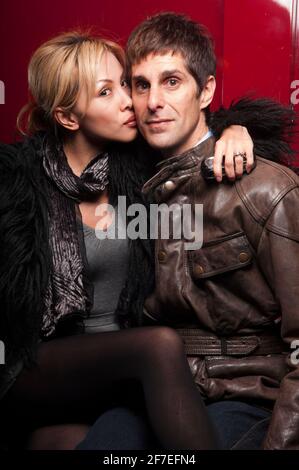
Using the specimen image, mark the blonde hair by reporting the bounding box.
[17,31,125,135]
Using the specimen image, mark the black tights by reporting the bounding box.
[6,326,217,450]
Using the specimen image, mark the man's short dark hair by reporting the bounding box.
[126,12,216,94]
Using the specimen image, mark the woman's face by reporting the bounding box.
[73,51,137,143]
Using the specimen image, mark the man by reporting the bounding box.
[81,12,298,451]
[123,12,299,450]
[79,13,298,450]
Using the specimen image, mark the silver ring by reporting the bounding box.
[233,152,247,159]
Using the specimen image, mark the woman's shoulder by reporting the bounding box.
[0,134,49,227]
[0,142,24,198]
[0,140,22,171]
[0,133,46,185]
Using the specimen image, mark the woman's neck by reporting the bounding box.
[63,132,103,177]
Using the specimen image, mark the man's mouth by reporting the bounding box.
[146,119,173,129]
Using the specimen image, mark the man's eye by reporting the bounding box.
[99,88,111,97]
[167,78,179,86]
[135,81,149,92]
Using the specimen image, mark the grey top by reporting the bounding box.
[82,207,129,333]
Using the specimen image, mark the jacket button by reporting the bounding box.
[239,251,251,263]
[194,264,204,275]
[158,250,167,263]
[164,180,175,191]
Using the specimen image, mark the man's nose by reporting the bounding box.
[147,86,164,112]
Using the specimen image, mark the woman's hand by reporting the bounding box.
[214,125,254,182]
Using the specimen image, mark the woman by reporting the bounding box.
[0,31,259,450]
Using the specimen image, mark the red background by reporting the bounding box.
[0,0,298,166]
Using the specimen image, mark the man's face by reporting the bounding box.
[131,51,215,156]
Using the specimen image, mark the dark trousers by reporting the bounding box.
[76,401,271,450]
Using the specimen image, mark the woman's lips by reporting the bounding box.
[124,116,137,127]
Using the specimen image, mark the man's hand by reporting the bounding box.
[214,125,254,182]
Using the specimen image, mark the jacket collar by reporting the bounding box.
[142,136,215,197]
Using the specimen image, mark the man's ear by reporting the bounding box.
[54,107,80,131]
[199,76,216,110]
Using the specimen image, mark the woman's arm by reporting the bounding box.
[211,97,296,182]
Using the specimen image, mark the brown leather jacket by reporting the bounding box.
[142,136,299,449]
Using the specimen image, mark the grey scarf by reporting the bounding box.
[41,135,109,337]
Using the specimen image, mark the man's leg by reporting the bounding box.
[207,401,271,449]
[76,407,158,450]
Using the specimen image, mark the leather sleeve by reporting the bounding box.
[257,187,299,449]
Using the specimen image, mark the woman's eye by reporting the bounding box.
[99,88,111,97]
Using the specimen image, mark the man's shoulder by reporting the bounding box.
[235,156,299,224]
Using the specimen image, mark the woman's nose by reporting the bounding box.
[120,86,133,111]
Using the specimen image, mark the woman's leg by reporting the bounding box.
[8,326,217,449]
[26,424,91,450]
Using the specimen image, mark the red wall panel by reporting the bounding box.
[223,0,293,104]
[222,0,299,167]
[0,0,223,142]
[0,0,298,168]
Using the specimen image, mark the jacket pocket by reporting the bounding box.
[188,231,253,279]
